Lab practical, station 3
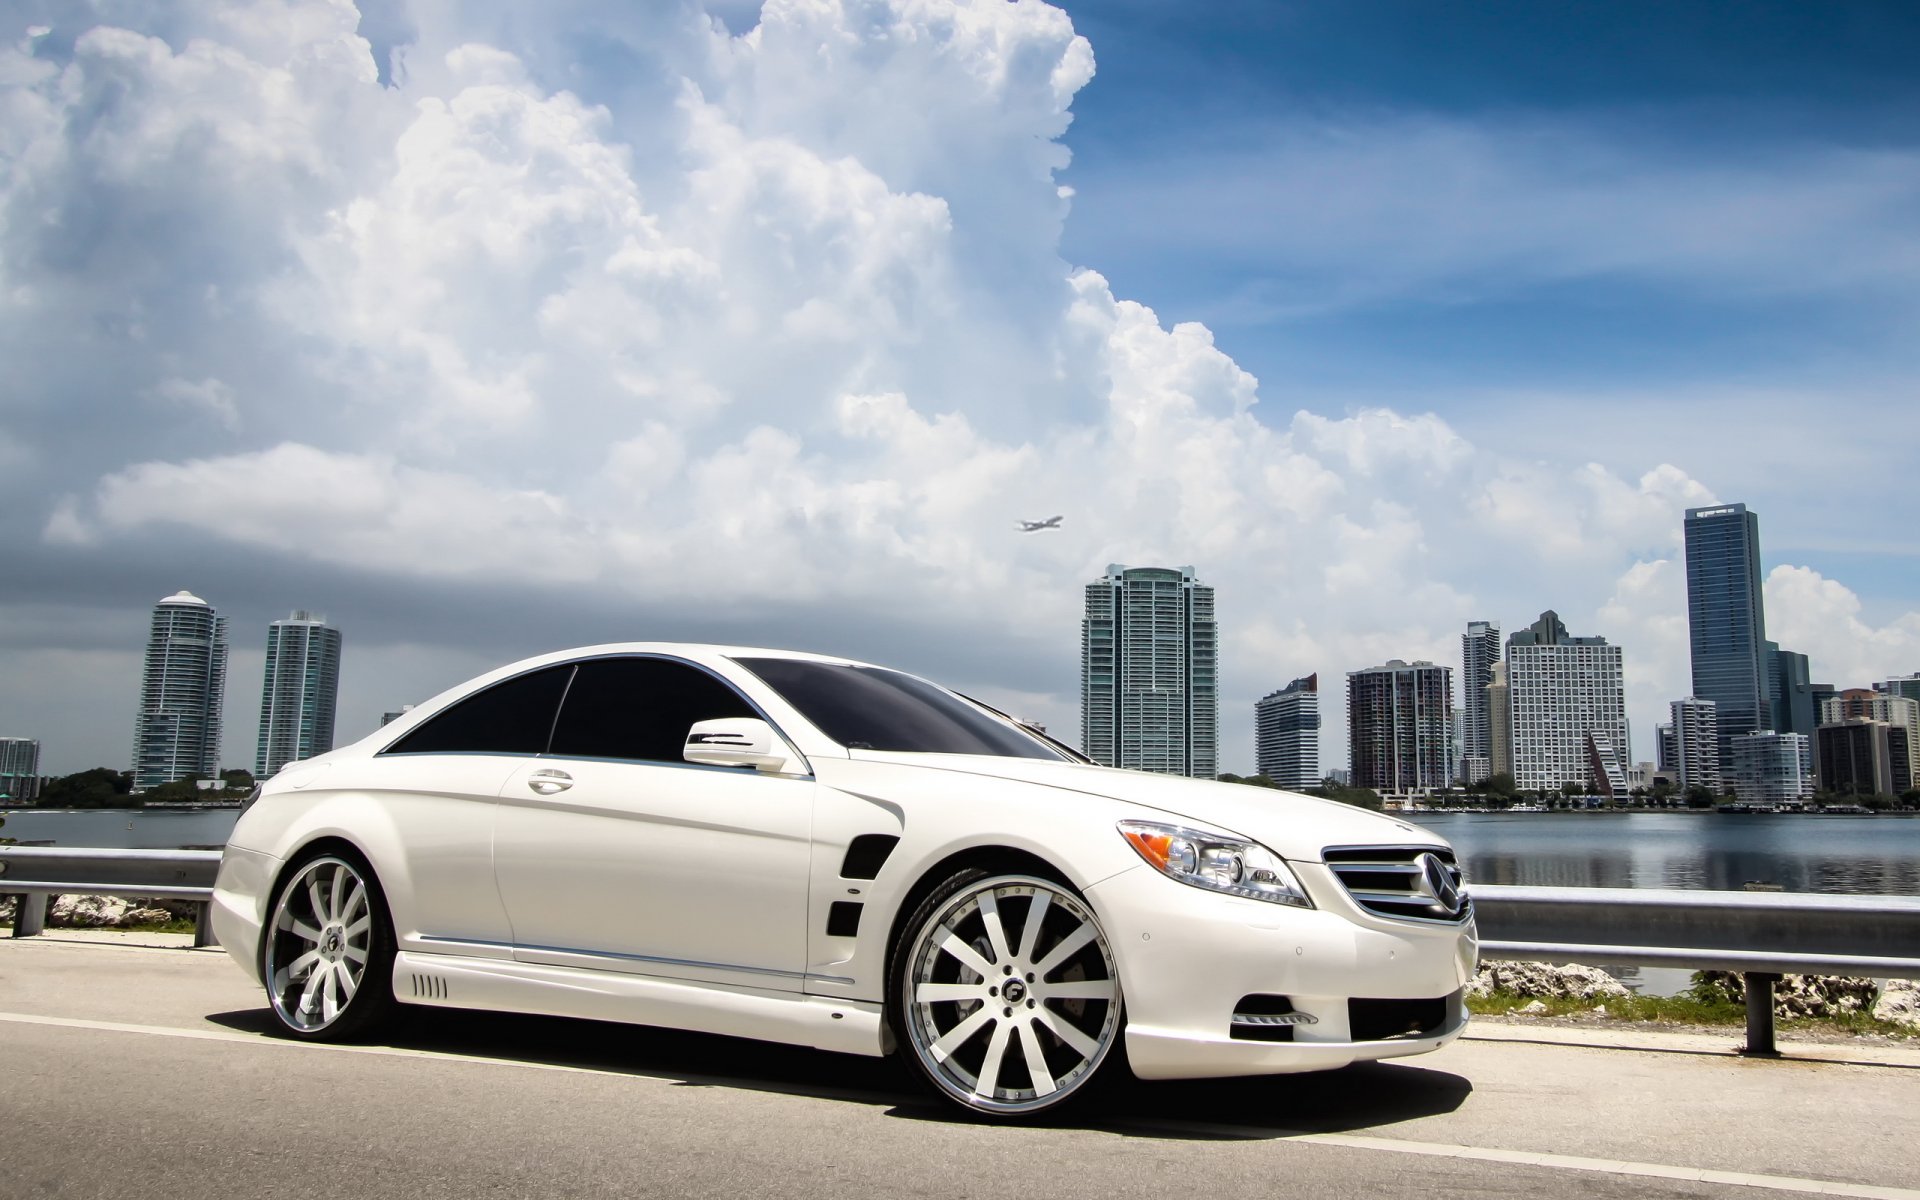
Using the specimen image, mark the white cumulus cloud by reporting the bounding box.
[2,0,1916,774]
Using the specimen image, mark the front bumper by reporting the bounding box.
[1087,863,1477,1081]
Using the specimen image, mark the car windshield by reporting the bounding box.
[735,657,1066,760]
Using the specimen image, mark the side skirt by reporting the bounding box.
[389,950,887,1059]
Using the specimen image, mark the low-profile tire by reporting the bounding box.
[890,869,1125,1120]
[260,849,398,1042]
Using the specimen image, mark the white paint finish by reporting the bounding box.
[216,641,1475,1084]
[390,951,885,1056]
[492,758,813,986]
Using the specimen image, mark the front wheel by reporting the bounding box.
[892,871,1125,1120]
[261,851,397,1041]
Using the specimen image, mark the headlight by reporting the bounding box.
[1117,820,1312,908]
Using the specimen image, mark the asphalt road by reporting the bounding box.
[2,935,1918,1200]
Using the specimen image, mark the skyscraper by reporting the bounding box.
[256,611,344,778]
[1081,565,1217,778]
[1770,647,1816,738]
[1671,697,1721,794]
[1875,674,1920,710]
[1459,620,1500,782]
[1486,660,1512,780]
[1684,503,1768,758]
[132,590,229,790]
[1823,689,1920,783]
[1726,731,1813,805]
[1347,660,1453,793]
[1254,674,1320,789]
[0,736,40,803]
[1505,610,1628,794]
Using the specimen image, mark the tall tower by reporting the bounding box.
[1459,620,1500,779]
[1684,504,1768,757]
[1671,697,1721,794]
[1081,565,1218,778]
[1506,610,1628,794]
[132,590,229,790]
[1346,660,1454,793]
[1486,661,1512,780]
[256,611,344,778]
[1254,674,1320,789]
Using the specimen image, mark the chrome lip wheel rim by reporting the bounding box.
[265,857,372,1033]
[904,878,1122,1115]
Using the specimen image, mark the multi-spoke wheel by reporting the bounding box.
[262,852,396,1041]
[893,871,1124,1119]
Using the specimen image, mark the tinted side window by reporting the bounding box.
[548,657,757,763]
[385,665,574,756]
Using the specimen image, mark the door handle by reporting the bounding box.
[527,769,573,796]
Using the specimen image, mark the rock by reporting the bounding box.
[1695,971,1880,1019]
[1518,1000,1549,1015]
[0,895,14,923]
[1874,980,1920,1032]
[1592,1005,1608,1018]
[47,895,174,928]
[1471,961,1630,1001]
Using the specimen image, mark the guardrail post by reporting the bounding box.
[11,893,48,937]
[192,901,218,948]
[1741,972,1780,1058]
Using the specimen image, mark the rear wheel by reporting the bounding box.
[261,851,397,1041]
[892,870,1124,1120]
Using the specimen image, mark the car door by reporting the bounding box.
[371,662,575,958]
[491,655,814,990]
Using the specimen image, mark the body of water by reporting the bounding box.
[1403,811,1920,896]
[1,807,240,849]
[8,807,1917,896]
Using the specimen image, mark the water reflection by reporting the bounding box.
[1405,813,1920,896]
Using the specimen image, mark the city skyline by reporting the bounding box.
[2,3,1917,779]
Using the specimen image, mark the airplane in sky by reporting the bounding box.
[1018,515,1064,532]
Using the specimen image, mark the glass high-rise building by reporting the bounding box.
[1770,646,1816,737]
[1347,660,1453,793]
[1081,565,1217,777]
[256,611,343,778]
[1459,620,1500,775]
[1254,674,1320,789]
[1684,503,1768,758]
[132,590,229,790]
[0,736,40,803]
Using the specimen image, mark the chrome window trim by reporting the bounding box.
[377,652,812,776]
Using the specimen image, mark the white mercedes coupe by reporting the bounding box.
[214,644,1477,1119]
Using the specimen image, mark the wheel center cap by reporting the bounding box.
[323,928,342,957]
[1002,978,1028,1004]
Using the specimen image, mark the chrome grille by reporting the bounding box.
[1322,845,1470,924]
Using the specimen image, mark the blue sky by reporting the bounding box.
[1055,0,1920,606]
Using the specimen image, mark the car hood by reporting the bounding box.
[845,752,1443,862]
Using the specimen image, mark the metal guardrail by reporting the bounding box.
[1469,883,1920,1055]
[0,847,221,947]
[5,850,1918,1055]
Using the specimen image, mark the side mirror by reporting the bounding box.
[684,717,800,774]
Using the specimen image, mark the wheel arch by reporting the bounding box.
[880,845,1075,997]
